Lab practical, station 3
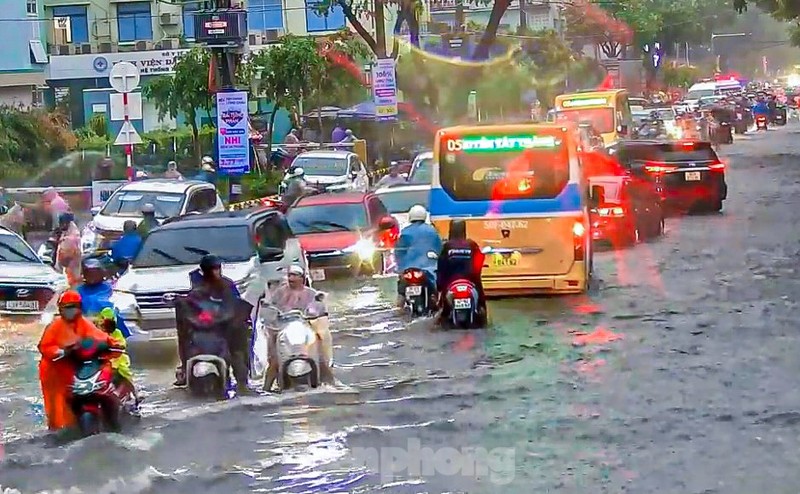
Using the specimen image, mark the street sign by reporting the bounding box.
[109,62,141,93]
[110,93,142,121]
[114,121,142,145]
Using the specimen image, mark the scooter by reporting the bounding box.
[773,106,787,126]
[400,251,438,317]
[756,114,768,131]
[441,279,485,329]
[55,338,133,437]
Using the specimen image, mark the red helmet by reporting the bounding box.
[58,290,82,307]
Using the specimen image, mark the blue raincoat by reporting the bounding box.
[111,232,143,262]
[395,221,442,281]
[77,282,131,338]
[753,101,770,116]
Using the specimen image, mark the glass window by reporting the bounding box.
[409,157,433,184]
[249,0,284,30]
[255,213,291,250]
[117,2,153,42]
[438,133,570,201]
[100,190,185,219]
[555,108,615,134]
[630,143,718,163]
[287,203,368,234]
[686,89,715,100]
[52,5,89,44]
[376,189,430,214]
[134,226,253,268]
[305,0,345,32]
[0,233,39,263]
[347,156,359,174]
[26,0,37,15]
[290,156,347,176]
[182,1,199,39]
[367,197,389,223]
[185,188,216,212]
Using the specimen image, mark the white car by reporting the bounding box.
[407,151,433,184]
[0,226,66,315]
[290,150,369,193]
[374,184,431,230]
[81,179,225,254]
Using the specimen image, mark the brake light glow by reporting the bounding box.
[681,141,694,147]
[403,270,424,281]
[645,162,678,173]
[709,161,725,171]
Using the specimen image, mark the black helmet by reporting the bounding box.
[82,258,105,284]
[123,220,137,233]
[199,254,222,276]
[58,212,74,225]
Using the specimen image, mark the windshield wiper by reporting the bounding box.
[184,246,210,256]
[0,242,37,262]
[149,248,183,264]
[310,221,352,231]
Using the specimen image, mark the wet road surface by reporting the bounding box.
[2,128,800,493]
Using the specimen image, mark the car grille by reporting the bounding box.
[139,317,177,331]
[0,284,55,311]
[307,251,356,269]
[134,290,190,310]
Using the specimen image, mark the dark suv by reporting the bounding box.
[611,140,727,212]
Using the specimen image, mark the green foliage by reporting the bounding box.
[734,0,800,45]
[0,107,76,167]
[242,171,282,199]
[308,30,372,108]
[662,65,700,88]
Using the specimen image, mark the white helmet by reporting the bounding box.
[408,204,428,223]
[292,167,305,177]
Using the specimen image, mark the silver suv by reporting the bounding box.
[111,208,308,347]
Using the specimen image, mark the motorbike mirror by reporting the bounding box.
[314,291,326,302]
[90,206,101,216]
[378,215,397,231]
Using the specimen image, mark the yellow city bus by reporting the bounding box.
[430,123,594,296]
[553,90,633,147]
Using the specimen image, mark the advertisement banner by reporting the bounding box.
[216,91,250,175]
[91,180,127,208]
[372,58,398,121]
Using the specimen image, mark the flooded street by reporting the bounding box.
[3,128,800,493]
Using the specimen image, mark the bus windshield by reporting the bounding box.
[438,133,570,201]
[555,108,615,134]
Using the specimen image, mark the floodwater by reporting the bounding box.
[3,128,800,493]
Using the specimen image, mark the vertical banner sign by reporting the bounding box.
[372,58,398,121]
[216,91,250,175]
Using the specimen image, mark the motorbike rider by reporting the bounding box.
[110,220,142,270]
[76,258,131,337]
[264,264,334,391]
[42,187,71,230]
[753,97,770,120]
[196,156,218,184]
[282,167,312,207]
[436,219,487,319]
[394,205,441,308]
[55,212,81,287]
[136,203,159,239]
[175,255,250,392]
[97,307,140,413]
[163,160,183,180]
[375,162,407,188]
[38,290,118,431]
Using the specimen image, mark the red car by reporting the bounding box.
[286,192,399,281]
[589,175,665,248]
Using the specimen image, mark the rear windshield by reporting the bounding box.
[438,133,570,201]
[628,143,717,162]
[133,225,253,268]
[377,189,430,213]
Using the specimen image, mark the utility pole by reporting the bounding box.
[374,0,387,57]
[455,0,465,32]
[519,0,527,32]
[195,0,249,203]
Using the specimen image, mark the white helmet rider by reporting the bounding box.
[408,204,428,223]
[292,167,305,178]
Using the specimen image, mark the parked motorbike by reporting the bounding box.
[441,279,485,329]
[176,295,253,399]
[773,105,787,126]
[756,115,768,131]
[400,251,438,317]
[55,338,133,436]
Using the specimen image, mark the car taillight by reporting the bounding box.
[573,221,586,261]
[644,162,678,174]
[595,207,624,216]
[709,160,725,171]
[403,270,423,281]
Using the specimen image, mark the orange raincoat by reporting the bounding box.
[37,315,114,431]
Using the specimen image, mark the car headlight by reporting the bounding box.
[110,290,138,317]
[344,238,376,260]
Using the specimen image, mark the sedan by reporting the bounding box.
[0,227,66,315]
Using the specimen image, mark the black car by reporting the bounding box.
[613,140,727,212]
[589,175,665,248]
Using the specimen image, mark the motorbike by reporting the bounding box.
[712,121,733,145]
[756,114,768,131]
[773,106,787,126]
[55,338,134,436]
[176,295,253,399]
[37,234,58,266]
[441,279,485,329]
[400,251,438,317]
[261,293,329,391]
[734,109,749,134]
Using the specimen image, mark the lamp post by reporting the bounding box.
[710,32,748,72]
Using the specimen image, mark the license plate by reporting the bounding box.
[149,329,176,339]
[453,298,472,309]
[685,171,701,181]
[492,252,520,267]
[405,285,422,296]
[5,300,39,311]
[310,269,326,281]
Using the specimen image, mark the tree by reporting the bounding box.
[734,0,800,45]
[565,0,646,58]
[143,48,212,159]
[248,36,325,155]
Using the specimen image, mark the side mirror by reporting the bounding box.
[590,185,605,207]
[378,215,397,231]
[0,205,7,215]
[90,206,101,216]
[350,171,358,179]
[314,291,326,302]
[257,246,284,263]
[618,124,628,135]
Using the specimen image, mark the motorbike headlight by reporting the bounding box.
[344,238,376,260]
[110,290,138,317]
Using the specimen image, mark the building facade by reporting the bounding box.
[424,0,563,33]
[0,0,48,107]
